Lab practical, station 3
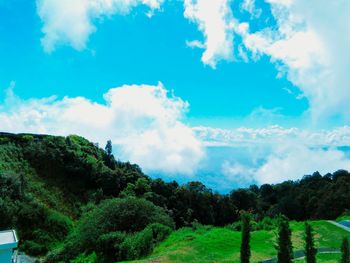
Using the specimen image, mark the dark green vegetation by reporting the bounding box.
[1,132,350,262]
[305,222,317,263]
[276,216,293,263]
[240,213,251,263]
[341,237,350,263]
[47,197,173,262]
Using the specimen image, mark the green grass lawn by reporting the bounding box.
[129,220,350,263]
[337,215,350,221]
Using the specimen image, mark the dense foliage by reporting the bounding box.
[341,237,350,263]
[48,197,173,262]
[1,132,350,261]
[240,212,251,263]
[304,222,316,263]
[276,216,293,263]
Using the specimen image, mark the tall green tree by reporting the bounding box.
[276,216,293,263]
[304,222,316,263]
[240,212,251,263]
[105,140,113,157]
[341,237,350,263]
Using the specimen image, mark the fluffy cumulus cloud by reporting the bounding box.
[36,0,163,52]
[184,0,235,68]
[221,144,350,185]
[183,0,350,120]
[0,83,204,175]
[236,0,332,120]
[254,144,350,184]
[241,0,350,120]
[196,125,350,185]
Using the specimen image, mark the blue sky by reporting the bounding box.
[0,0,305,121]
[1,0,350,192]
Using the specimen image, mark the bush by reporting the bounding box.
[61,197,174,261]
[149,223,172,242]
[120,227,154,259]
[96,231,127,262]
[22,240,48,256]
[118,223,172,260]
[227,221,242,231]
[0,197,16,229]
[253,216,278,231]
[15,201,72,256]
[45,210,73,240]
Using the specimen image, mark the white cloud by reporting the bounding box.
[185,40,205,49]
[194,125,350,147]
[237,0,350,120]
[254,144,350,184]
[241,0,261,18]
[183,0,235,68]
[222,144,350,185]
[0,83,204,175]
[221,161,256,184]
[200,125,350,185]
[36,0,163,52]
[182,0,350,120]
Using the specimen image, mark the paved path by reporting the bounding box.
[327,220,350,232]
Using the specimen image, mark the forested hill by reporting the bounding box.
[1,132,350,262]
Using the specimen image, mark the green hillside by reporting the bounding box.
[133,221,350,263]
[2,132,350,262]
[0,132,159,261]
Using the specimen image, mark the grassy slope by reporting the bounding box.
[0,139,78,219]
[132,221,350,263]
[337,215,350,221]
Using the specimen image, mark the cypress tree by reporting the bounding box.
[341,237,350,263]
[240,212,251,263]
[276,216,293,263]
[304,222,316,263]
[105,140,113,156]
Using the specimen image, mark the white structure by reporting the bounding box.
[0,230,18,263]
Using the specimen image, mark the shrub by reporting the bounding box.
[61,197,174,261]
[120,227,154,259]
[118,223,172,260]
[22,240,48,256]
[96,231,127,262]
[45,210,73,240]
[0,197,16,229]
[227,221,241,231]
[254,216,279,231]
[149,223,172,243]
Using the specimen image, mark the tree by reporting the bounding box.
[276,216,293,263]
[105,140,113,157]
[304,222,316,263]
[341,237,350,263]
[104,140,116,169]
[230,189,257,212]
[240,212,251,263]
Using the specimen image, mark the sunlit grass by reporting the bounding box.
[129,220,350,263]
